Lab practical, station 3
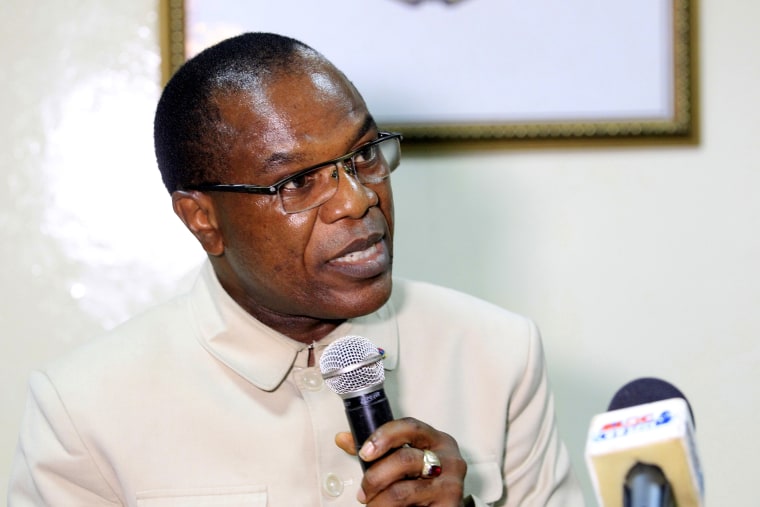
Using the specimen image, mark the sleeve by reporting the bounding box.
[8,371,120,506]
[496,320,584,507]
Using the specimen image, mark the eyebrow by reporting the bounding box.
[353,115,377,146]
[261,114,378,170]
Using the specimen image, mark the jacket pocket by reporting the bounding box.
[136,485,267,506]
[464,460,504,504]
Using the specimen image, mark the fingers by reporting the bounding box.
[354,417,467,506]
[357,417,439,463]
[359,445,466,505]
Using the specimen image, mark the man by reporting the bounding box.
[9,33,582,506]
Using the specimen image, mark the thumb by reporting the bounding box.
[334,432,357,455]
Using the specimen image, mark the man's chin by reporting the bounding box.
[326,275,393,320]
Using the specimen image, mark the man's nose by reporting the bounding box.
[320,161,378,221]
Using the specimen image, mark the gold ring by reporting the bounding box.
[421,449,442,479]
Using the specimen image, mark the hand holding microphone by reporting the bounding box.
[320,335,468,505]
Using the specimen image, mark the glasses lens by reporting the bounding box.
[380,136,401,171]
[277,134,401,214]
[354,136,401,185]
[278,164,338,213]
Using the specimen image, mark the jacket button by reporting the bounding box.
[301,368,324,391]
[322,473,344,497]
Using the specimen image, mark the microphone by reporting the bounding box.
[320,335,395,470]
[585,377,704,507]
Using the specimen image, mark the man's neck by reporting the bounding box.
[255,313,345,346]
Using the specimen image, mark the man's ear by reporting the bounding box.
[171,191,224,256]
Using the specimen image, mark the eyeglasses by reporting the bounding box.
[184,131,403,214]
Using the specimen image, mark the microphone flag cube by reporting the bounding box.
[585,397,704,507]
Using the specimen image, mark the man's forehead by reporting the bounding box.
[214,59,361,115]
[210,74,373,178]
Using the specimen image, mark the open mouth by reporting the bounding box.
[328,238,390,278]
[334,241,382,263]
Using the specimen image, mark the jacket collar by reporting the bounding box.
[189,261,398,392]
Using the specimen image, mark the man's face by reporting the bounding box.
[204,61,394,327]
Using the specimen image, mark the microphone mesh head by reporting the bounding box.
[319,335,385,395]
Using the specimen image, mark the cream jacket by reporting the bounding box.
[9,263,583,506]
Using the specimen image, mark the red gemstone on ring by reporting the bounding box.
[422,449,443,478]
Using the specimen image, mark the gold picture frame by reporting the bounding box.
[160,0,698,147]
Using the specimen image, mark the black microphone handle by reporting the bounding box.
[342,385,394,470]
[624,463,675,507]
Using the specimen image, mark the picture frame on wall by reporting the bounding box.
[160,0,698,146]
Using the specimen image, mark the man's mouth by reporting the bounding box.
[327,236,391,278]
[334,241,382,263]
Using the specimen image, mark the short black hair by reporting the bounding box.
[154,32,319,193]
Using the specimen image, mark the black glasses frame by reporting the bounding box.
[183,131,403,197]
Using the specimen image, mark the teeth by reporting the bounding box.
[337,243,377,262]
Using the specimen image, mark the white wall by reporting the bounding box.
[2,1,758,504]
[1,0,205,500]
